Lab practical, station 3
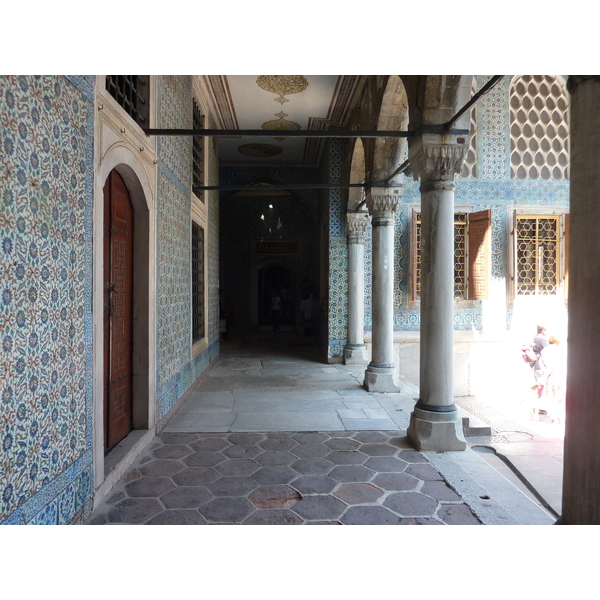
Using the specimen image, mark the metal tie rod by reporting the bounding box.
[143,128,469,138]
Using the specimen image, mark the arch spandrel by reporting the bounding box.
[373,75,409,183]
[348,138,367,211]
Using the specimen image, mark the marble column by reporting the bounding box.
[559,76,600,524]
[407,133,467,451]
[344,212,370,365]
[363,187,402,392]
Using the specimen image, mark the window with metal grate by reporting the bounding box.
[106,76,149,127]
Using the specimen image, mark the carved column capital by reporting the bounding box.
[346,212,370,244]
[365,187,402,225]
[408,133,469,182]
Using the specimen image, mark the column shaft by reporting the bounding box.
[363,190,401,392]
[419,181,455,407]
[560,76,600,524]
[406,133,468,451]
[370,218,395,366]
[345,213,369,365]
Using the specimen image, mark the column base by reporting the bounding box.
[407,406,467,451]
[363,364,398,392]
[344,344,366,365]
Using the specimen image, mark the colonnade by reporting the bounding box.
[343,132,468,451]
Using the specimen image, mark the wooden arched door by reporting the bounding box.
[103,170,134,453]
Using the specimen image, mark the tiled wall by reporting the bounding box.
[155,76,220,422]
[0,76,95,524]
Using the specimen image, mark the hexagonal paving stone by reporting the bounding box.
[334,483,383,505]
[222,445,262,459]
[329,465,375,483]
[183,451,226,468]
[352,431,389,444]
[243,509,303,525]
[160,486,213,509]
[292,496,347,521]
[324,438,361,452]
[189,438,230,452]
[386,436,413,450]
[383,492,439,517]
[172,468,220,487]
[372,472,419,492]
[199,497,255,523]
[125,477,175,498]
[358,443,398,457]
[340,506,401,525]
[291,475,338,494]
[161,433,199,445]
[421,481,461,502]
[291,443,329,459]
[291,458,333,475]
[206,476,258,497]
[248,485,301,509]
[251,466,297,486]
[292,432,329,444]
[397,450,429,464]
[228,432,264,445]
[364,456,408,472]
[326,451,367,465]
[255,451,296,467]
[399,517,443,525]
[214,459,260,477]
[108,498,163,523]
[146,510,207,525]
[436,504,481,525]
[152,444,193,460]
[138,459,185,478]
[405,463,443,481]
[258,438,298,452]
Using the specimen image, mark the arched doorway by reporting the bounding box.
[258,263,296,329]
[103,170,134,453]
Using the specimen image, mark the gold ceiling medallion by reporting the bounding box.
[256,75,308,104]
[238,143,283,158]
[261,111,301,143]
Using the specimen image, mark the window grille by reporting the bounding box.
[515,215,560,295]
[192,221,205,342]
[510,75,569,180]
[192,100,205,199]
[414,213,468,300]
[106,76,149,126]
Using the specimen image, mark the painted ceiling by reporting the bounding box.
[201,75,363,168]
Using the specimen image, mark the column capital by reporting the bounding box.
[365,187,402,221]
[408,132,469,182]
[346,212,370,243]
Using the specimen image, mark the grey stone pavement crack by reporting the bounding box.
[86,430,481,525]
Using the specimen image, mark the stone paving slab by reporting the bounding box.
[86,431,482,525]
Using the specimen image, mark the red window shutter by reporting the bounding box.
[467,209,491,300]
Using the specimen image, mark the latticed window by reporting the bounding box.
[192,221,205,342]
[192,100,205,199]
[106,76,149,127]
[515,215,560,295]
[412,211,489,301]
[509,75,569,180]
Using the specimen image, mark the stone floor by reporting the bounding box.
[87,430,481,525]
[86,330,559,525]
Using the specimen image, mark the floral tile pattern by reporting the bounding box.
[0,75,94,523]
